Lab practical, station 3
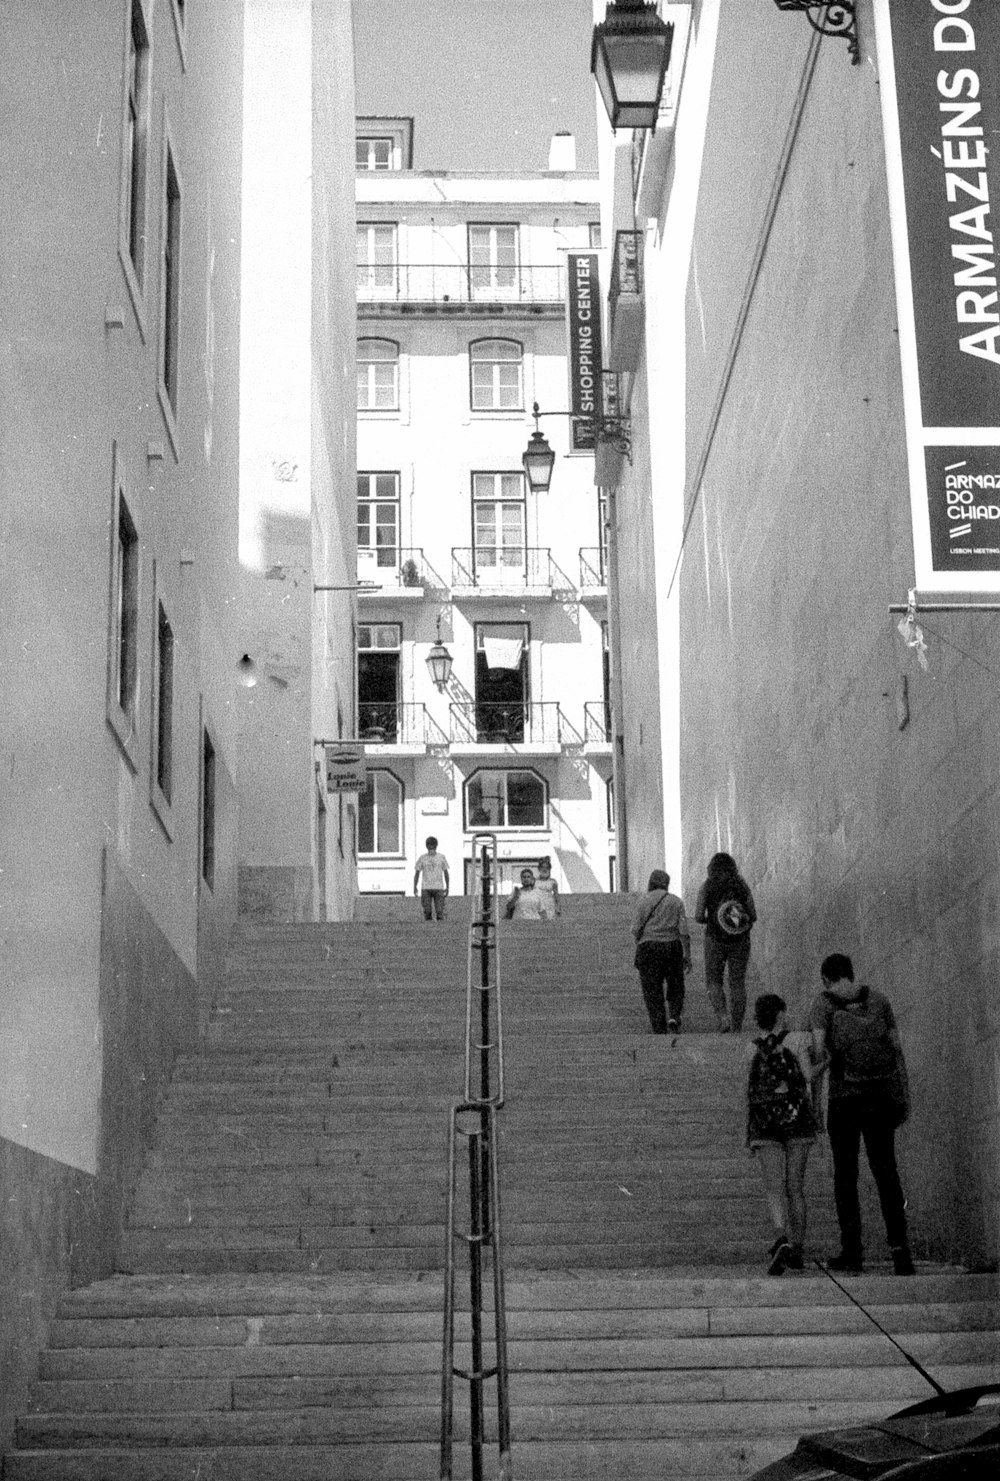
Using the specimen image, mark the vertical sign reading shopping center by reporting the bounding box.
[565,252,603,453]
[875,0,1000,584]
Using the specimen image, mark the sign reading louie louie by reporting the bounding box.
[565,251,603,453]
[875,0,1000,583]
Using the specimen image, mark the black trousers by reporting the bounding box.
[827,1091,908,1255]
[635,940,685,1033]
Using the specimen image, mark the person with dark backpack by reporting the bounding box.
[746,993,818,1274]
[807,953,914,1277]
[694,852,757,1031]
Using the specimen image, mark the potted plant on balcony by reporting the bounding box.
[401,557,421,588]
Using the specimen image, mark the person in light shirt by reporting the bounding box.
[413,837,450,921]
[504,868,546,921]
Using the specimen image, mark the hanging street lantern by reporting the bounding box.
[522,408,557,495]
[426,614,454,692]
[591,0,674,132]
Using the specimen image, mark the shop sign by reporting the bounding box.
[565,251,603,452]
[325,745,366,793]
[875,0,1000,586]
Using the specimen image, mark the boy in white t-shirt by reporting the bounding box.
[414,837,450,921]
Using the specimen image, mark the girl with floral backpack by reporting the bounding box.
[746,992,820,1275]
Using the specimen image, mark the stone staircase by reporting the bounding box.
[5,896,998,1479]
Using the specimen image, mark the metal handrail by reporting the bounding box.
[357,262,565,304]
[448,700,565,746]
[584,701,613,743]
[441,834,512,1481]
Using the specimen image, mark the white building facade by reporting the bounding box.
[355,142,615,899]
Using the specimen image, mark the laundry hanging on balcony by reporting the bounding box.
[482,636,524,671]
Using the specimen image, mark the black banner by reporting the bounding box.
[888,0,1000,429]
[565,252,603,452]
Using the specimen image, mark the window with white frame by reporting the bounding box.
[356,136,394,171]
[589,221,603,249]
[469,339,523,411]
[357,473,400,567]
[472,473,525,571]
[357,222,397,295]
[358,338,399,411]
[358,769,403,855]
[122,1,150,290]
[468,224,519,296]
[464,769,547,830]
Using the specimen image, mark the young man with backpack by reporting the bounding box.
[746,993,818,1274]
[808,953,914,1276]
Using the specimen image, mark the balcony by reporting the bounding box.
[449,701,576,755]
[357,263,566,318]
[584,701,613,752]
[357,702,449,754]
[451,547,574,601]
[608,230,645,372]
[357,547,447,599]
[579,547,608,601]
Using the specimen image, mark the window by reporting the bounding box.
[153,600,174,809]
[468,224,519,296]
[469,339,523,411]
[107,486,140,765]
[357,222,397,295]
[598,491,609,580]
[589,221,603,249]
[358,770,403,855]
[464,769,547,830]
[358,624,401,741]
[357,136,393,171]
[358,338,399,411]
[122,2,150,290]
[161,147,182,417]
[475,622,528,741]
[607,776,616,831]
[472,473,525,575]
[602,620,611,737]
[357,472,400,568]
[201,727,216,889]
[355,119,412,170]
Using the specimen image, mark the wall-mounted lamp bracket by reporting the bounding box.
[773,2,860,65]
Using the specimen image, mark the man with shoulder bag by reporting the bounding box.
[808,952,914,1276]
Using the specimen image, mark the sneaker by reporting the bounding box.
[826,1251,863,1275]
[785,1245,804,1271]
[768,1237,792,1276]
[717,1018,732,1034]
[667,1018,680,1034]
[891,1245,915,1276]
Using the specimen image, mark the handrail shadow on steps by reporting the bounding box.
[440,832,512,1480]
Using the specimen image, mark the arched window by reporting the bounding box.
[464,769,547,830]
[357,338,399,410]
[358,769,403,855]
[469,339,523,411]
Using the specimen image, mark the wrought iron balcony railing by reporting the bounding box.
[584,701,613,744]
[356,547,447,592]
[358,702,449,747]
[579,547,608,588]
[357,263,566,305]
[451,547,573,591]
[449,701,567,747]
